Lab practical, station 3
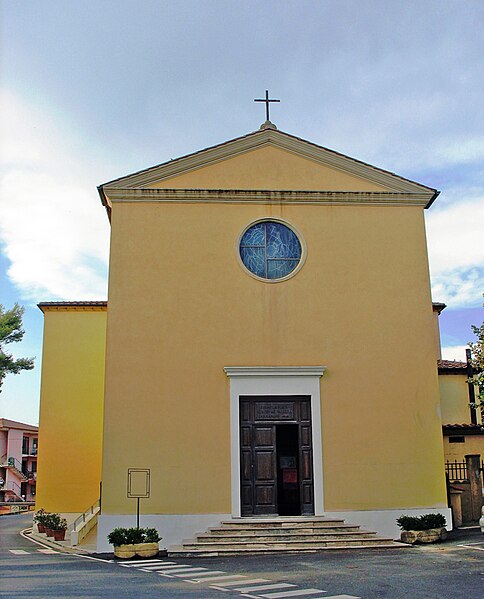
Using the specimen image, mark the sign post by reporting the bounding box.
[127,468,150,529]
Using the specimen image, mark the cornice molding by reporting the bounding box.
[38,302,107,313]
[224,366,326,378]
[105,188,431,207]
[100,128,437,197]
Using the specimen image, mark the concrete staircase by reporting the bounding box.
[170,516,404,556]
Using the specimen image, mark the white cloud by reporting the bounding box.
[426,197,484,307]
[435,137,484,165]
[0,89,110,301]
[441,345,468,362]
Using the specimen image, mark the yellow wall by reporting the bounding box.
[432,311,442,359]
[101,186,446,515]
[443,434,484,462]
[36,307,106,512]
[148,145,388,191]
[439,374,472,424]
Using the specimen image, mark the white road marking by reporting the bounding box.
[240,583,297,592]
[9,550,30,555]
[20,528,112,563]
[183,570,227,584]
[211,578,270,588]
[189,574,248,582]
[141,564,199,571]
[259,589,327,598]
[172,568,213,576]
[114,555,360,599]
[37,549,58,554]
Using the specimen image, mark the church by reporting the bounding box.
[35,115,452,552]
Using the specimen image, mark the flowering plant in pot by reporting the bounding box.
[396,513,447,544]
[108,527,162,559]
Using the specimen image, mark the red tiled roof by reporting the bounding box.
[443,424,484,434]
[438,359,467,369]
[38,301,107,312]
[432,302,447,314]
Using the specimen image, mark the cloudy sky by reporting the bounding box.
[1,0,483,425]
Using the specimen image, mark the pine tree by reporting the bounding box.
[0,304,35,392]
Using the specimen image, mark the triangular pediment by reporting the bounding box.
[99,127,438,216]
[98,126,439,220]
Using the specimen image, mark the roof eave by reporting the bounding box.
[97,185,112,222]
[425,189,440,209]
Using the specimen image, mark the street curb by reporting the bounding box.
[22,527,92,555]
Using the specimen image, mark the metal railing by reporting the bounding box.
[70,499,101,532]
[445,459,468,481]
[2,480,23,497]
[5,457,24,472]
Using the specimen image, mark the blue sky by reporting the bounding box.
[1,0,483,425]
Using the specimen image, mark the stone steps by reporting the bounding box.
[169,517,405,556]
[196,531,376,543]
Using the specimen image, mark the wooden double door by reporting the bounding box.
[240,396,314,516]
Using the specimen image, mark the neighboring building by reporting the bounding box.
[438,357,484,462]
[37,122,453,552]
[35,302,106,513]
[0,418,38,502]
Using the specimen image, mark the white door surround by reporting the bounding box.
[224,366,326,518]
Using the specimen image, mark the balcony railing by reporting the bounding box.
[1,480,23,498]
[21,470,37,482]
[2,457,24,472]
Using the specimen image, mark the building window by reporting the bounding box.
[448,436,465,444]
[22,437,29,455]
[239,220,302,281]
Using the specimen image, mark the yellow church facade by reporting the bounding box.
[37,124,452,551]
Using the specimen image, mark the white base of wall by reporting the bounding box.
[97,507,453,551]
[96,513,231,553]
[327,507,453,540]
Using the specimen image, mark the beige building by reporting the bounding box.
[38,123,455,552]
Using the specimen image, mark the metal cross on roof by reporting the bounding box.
[254,90,280,122]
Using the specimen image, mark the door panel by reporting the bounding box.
[240,396,314,516]
[253,424,277,514]
[298,400,314,515]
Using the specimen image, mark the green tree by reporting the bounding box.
[0,303,35,392]
[468,295,484,418]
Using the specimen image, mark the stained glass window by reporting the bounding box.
[239,221,302,280]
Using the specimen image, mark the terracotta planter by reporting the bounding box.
[400,527,447,544]
[133,542,159,558]
[37,524,46,533]
[53,529,66,541]
[45,528,55,537]
[114,544,137,559]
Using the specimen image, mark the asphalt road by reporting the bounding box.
[1,512,483,598]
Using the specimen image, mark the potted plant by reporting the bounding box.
[52,517,68,541]
[134,528,162,558]
[108,527,162,559]
[33,508,47,533]
[43,513,59,537]
[397,513,447,544]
